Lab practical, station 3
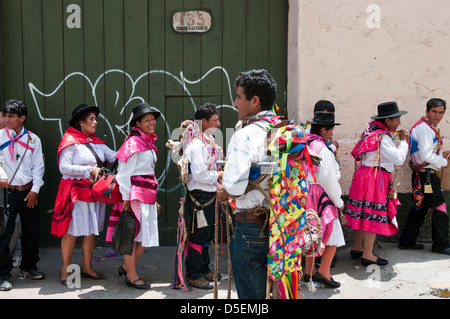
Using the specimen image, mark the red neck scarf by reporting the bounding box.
[57,127,106,164]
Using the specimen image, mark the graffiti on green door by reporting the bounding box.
[28,66,235,192]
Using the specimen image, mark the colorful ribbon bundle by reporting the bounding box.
[412,174,423,211]
[267,125,314,299]
[173,195,192,291]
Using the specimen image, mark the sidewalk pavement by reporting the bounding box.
[1,242,449,299]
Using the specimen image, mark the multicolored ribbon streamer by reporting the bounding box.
[267,125,311,299]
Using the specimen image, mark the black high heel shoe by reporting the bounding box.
[124,276,151,290]
[361,257,388,266]
[313,272,340,288]
[118,265,127,277]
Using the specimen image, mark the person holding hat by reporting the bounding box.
[52,104,117,285]
[399,98,450,255]
[0,99,45,291]
[106,103,161,289]
[344,102,409,266]
[305,100,339,154]
[180,103,223,290]
[303,111,345,288]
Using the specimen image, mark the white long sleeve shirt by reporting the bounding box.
[361,135,408,172]
[116,149,157,201]
[0,127,45,193]
[185,133,220,192]
[410,122,447,170]
[222,120,273,210]
[59,143,117,180]
[307,145,344,208]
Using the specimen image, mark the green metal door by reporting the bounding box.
[0,0,287,245]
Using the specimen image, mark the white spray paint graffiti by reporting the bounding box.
[28,66,236,192]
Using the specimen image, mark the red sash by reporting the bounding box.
[51,178,93,237]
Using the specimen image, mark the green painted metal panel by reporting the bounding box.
[0,0,288,245]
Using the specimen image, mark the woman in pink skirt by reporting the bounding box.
[344,102,409,266]
[304,111,345,288]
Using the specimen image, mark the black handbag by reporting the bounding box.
[111,210,136,256]
[0,188,8,236]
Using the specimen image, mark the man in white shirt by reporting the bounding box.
[0,100,45,291]
[184,103,223,289]
[399,98,450,255]
[217,69,280,299]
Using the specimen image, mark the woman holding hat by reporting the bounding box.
[52,104,117,285]
[106,103,160,290]
[303,111,345,288]
[344,102,409,266]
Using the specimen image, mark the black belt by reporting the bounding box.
[189,189,216,196]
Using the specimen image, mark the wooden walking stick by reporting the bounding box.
[224,203,232,299]
[214,199,219,299]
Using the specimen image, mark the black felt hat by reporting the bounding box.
[307,111,341,126]
[371,101,408,119]
[130,103,161,127]
[69,104,100,127]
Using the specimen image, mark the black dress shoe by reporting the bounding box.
[361,257,388,266]
[313,272,340,288]
[398,243,424,250]
[350,250,363,259]
[125,276,151,290]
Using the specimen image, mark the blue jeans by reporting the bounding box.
[230,212,269,299]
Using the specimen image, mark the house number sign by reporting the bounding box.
[173,10,212,33]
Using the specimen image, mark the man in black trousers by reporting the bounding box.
[399,98,450,256]
[0,100,46,291]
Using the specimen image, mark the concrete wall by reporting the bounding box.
[288,0,450,243]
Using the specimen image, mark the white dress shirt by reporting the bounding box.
[185,133,219,192]
[361,135,408,172]
[307,145,344,208]
[410,122,447,170]
[59,142,117,180]
[116,149,157,201]
[0,127,45,193]
[222,117,273,210]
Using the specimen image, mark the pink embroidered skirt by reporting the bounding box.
[307,184,339,248]
[344,165,399,236]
